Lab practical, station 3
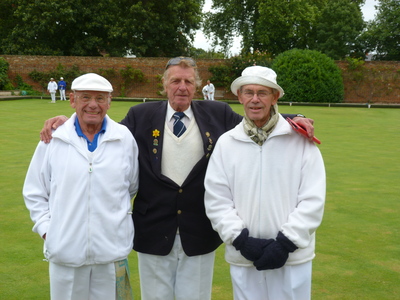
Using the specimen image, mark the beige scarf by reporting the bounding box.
[243,104,279,146]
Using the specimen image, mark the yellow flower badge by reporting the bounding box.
[152,129,160,138]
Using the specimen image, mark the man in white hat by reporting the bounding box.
[47,78,58,103]
[204,66,326,300]
[58,77,67,100]
[23,73,139,300]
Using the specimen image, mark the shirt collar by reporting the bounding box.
[74,116,107,138]
[166,101,193,122]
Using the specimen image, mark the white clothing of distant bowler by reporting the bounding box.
[47,80,58,103]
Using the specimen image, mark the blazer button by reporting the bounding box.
[178,188,183,193]
[177,210,182,214]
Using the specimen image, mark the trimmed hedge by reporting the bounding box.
[272,49,344,103]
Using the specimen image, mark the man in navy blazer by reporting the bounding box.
[40,57,314,300]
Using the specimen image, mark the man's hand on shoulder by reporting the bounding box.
[292,116,314,141]
[40,115,69,143]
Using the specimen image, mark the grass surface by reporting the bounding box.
[1,99,399,299]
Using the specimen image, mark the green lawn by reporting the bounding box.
[1,99,399,299]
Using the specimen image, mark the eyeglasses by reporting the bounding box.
[242,90,274,100]
[76,94,110,104]
[165,57,196,69]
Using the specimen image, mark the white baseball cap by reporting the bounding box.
[230,66,284,98]
[71,73,113,92]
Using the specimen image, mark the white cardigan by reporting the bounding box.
[204,115,326,267]
[23,113,139,267]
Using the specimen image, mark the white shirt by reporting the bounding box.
[166,102,193,131]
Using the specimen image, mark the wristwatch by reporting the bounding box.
[295,114,306,118]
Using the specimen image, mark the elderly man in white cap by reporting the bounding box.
[47,78,58,103]
[23,73,139,300]
[204,66,326,300]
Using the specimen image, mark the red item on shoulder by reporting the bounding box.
[286,118,321,144]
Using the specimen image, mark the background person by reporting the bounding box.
[58,77,67,100]
[47,78,58,103]
[39,57,315,300]
[204,66,326,300]
[23,73,139,300]
[202,83,209,100]
[204,79,215,100]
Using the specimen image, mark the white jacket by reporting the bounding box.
[23,113,139,267]
[204,115,325,267]
[47,81,58,93]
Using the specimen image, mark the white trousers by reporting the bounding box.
[230,261,312,300]
[59,89,66,100]
[50,92,56,102]
[138,234,215,300]
[49,262,117,300]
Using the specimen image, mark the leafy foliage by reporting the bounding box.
[189,48,225,59]
[119,66,146,97]
[203,0,366,59]
[256,0,321,55]
[362,0,400,60]
[271,49,344,103]
[0,0,203,57]
[0,57,12,90]
[29,65,83,90]
[208,50,273,90]
[208,64,232,89]
[28,64,146,96]
[313,0,365,59]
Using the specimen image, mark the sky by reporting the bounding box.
[194,0,378,55]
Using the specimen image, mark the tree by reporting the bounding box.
[256,0,322,55]
[203,0,326,55]
[314,0,365,60]
[363,0,400,60]
[188,48,225,59]
[124,0,203,57]
[0,0,203,57]
[202,0,259,55]
[0,1,18,45]
[203,0,367,59]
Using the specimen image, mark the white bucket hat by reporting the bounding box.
[71,73,113,92]
[230,66,284,98]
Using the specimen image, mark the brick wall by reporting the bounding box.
[2,55,228,100]
[337,61,400,104]
[2,55,400,103]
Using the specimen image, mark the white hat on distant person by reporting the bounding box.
[230,66,284,98]
[71,73,113,92]
[60,77,64,80]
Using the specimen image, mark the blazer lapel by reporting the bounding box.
[148,101,167,177]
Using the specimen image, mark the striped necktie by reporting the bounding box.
[173,112,186,137]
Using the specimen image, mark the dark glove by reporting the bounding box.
[233,228,274,261]
[253,231,298,270]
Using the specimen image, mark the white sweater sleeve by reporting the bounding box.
[204,137,244,245]
[281,143,326,248]
[22,141,51,238]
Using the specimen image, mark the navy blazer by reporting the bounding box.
[121,100,242,256]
